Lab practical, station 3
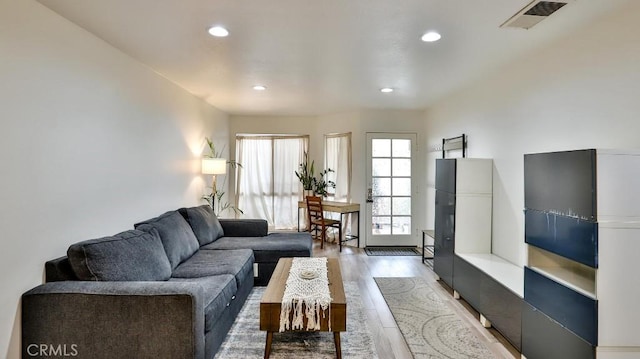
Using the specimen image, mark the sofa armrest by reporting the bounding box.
[45,256,78,282]
[22,281,205,359]
[219,218,268,237]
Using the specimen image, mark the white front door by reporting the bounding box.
[365,133,417,246]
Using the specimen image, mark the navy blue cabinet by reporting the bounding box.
[524,267,597,346]
[525,209,598,268]
[522,149,640,358]
[523,150,598,358]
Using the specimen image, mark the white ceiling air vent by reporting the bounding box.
[501,0,574,29]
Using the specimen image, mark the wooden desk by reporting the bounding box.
[298,200,360,251]
[260,258,346,358]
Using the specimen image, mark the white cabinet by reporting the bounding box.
[434,158,524,350]
[434,158,492,287]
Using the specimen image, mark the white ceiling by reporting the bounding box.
[36,0,627,116]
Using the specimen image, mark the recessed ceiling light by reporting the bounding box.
[253,85,267,91]
[208,26,229,37]
[380,87,394,93]
[421,31,441,42]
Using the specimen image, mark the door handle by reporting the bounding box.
[366,188,373,203]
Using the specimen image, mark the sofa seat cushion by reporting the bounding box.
[201,232,312,263]
[178,205,224,246]
[171,249,254,288]
[169,275,237,333]
[135,211,200,270]
[67,230,172,281]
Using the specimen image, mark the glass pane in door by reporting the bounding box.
[371,138,412,237]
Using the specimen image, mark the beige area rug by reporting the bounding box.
[375,277,496,359]
[215,281,378,358]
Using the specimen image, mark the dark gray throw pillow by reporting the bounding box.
[67,230,172,281]
[178,205,225,246]
[135,210,200,269]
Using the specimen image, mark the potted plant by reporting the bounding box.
[202,137,243,216]
[295,152,315,197]
[295,152,336,198]
[313,168,336,197]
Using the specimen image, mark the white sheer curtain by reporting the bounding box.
[235,138,273,223]
[324,133,352,239]
[324,132,352,202]
[236,135,308,230]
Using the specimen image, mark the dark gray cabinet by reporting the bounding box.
[434,159,456,287]
[434,187,455,286]
[522,303,594,359]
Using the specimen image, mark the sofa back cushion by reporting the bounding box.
[67,230,172,281]
[135,210,200,269]
[178,205,224,246]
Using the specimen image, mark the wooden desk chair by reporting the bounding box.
[305,195,342,249]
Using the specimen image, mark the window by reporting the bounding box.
[324,132,352,202]
[324,133,353,237]
[235,135,309,230]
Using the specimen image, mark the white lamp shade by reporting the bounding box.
[201,158,227,175]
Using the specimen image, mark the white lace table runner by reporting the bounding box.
[279,257,332,332]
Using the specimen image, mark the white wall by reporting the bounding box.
[424,1,640,267]
[0,1,229,357]
[230,109,427,244]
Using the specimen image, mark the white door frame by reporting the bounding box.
[365,132,418,247]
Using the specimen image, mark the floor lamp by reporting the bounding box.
[201,157,227,212]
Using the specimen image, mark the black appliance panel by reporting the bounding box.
[435,159,456,193]
[434,190,455,286]
[524,149,596,221]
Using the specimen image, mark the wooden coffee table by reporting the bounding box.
[260,258,346,359]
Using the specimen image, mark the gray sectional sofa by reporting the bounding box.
[22,205,312,359]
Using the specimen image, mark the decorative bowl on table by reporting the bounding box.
[298,269,319,280]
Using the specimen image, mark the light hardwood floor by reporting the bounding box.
[313,241,519,359]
